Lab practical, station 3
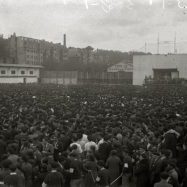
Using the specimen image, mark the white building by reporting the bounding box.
[107,61,133,73]
[0,64,42,83]
[133,54,187,85]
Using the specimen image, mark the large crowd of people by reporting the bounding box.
[0,84,187,187]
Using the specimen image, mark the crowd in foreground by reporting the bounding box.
[0,84,187,187]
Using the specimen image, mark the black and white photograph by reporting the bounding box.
[0,0,187,187]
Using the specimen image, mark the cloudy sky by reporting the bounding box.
[0,0,187,53]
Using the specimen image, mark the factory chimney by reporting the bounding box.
[63,34,66,48]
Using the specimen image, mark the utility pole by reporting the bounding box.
[174,32,177,54]
[163,0,165,9]
[145,42,147,53]
[157,33,160,54]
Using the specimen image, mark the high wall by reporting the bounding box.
[41,71,78,85]
[78,71,132,84]
[0,77,38,83]
[40,71,132,85]
[133,54,187,85]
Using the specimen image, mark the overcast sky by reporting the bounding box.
[0,0,187,53]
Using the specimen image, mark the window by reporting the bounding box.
[1,70,6,74]
[11,70,16,75]
[29,71,33,75]
[21,70,25,75]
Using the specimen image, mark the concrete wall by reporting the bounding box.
[78,71,132,84]
[133,54,187,85]
[41,71,78,85]
[0,77,38,83]
[0,77,24,83]
[42,78,77,85]
[25,77,38,83]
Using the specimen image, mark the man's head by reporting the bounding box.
[160,172,169,181]
[2,159,11,169]
[70,144,78,151]
[69,152,78,159]
[97,160,105,168]
[9,163,17,172]
[163,149,173,159]
[51,161,59,170]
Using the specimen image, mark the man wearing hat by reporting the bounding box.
[42,162,64,187]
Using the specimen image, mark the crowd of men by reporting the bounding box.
[0,84,187,187]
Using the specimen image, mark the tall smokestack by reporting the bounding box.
[64,34,66,48]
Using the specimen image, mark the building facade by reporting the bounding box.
[9,33,67,66]
[81,46,94,64]
[133,54,187,85]
[0,64,42,83]
[107,61,133,73]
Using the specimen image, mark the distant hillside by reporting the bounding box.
[45,49,151,72]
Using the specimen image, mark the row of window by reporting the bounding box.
[26,55,43,59]
[27,61,42,65]
[1,70,34,75]
[26,49,42,53]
